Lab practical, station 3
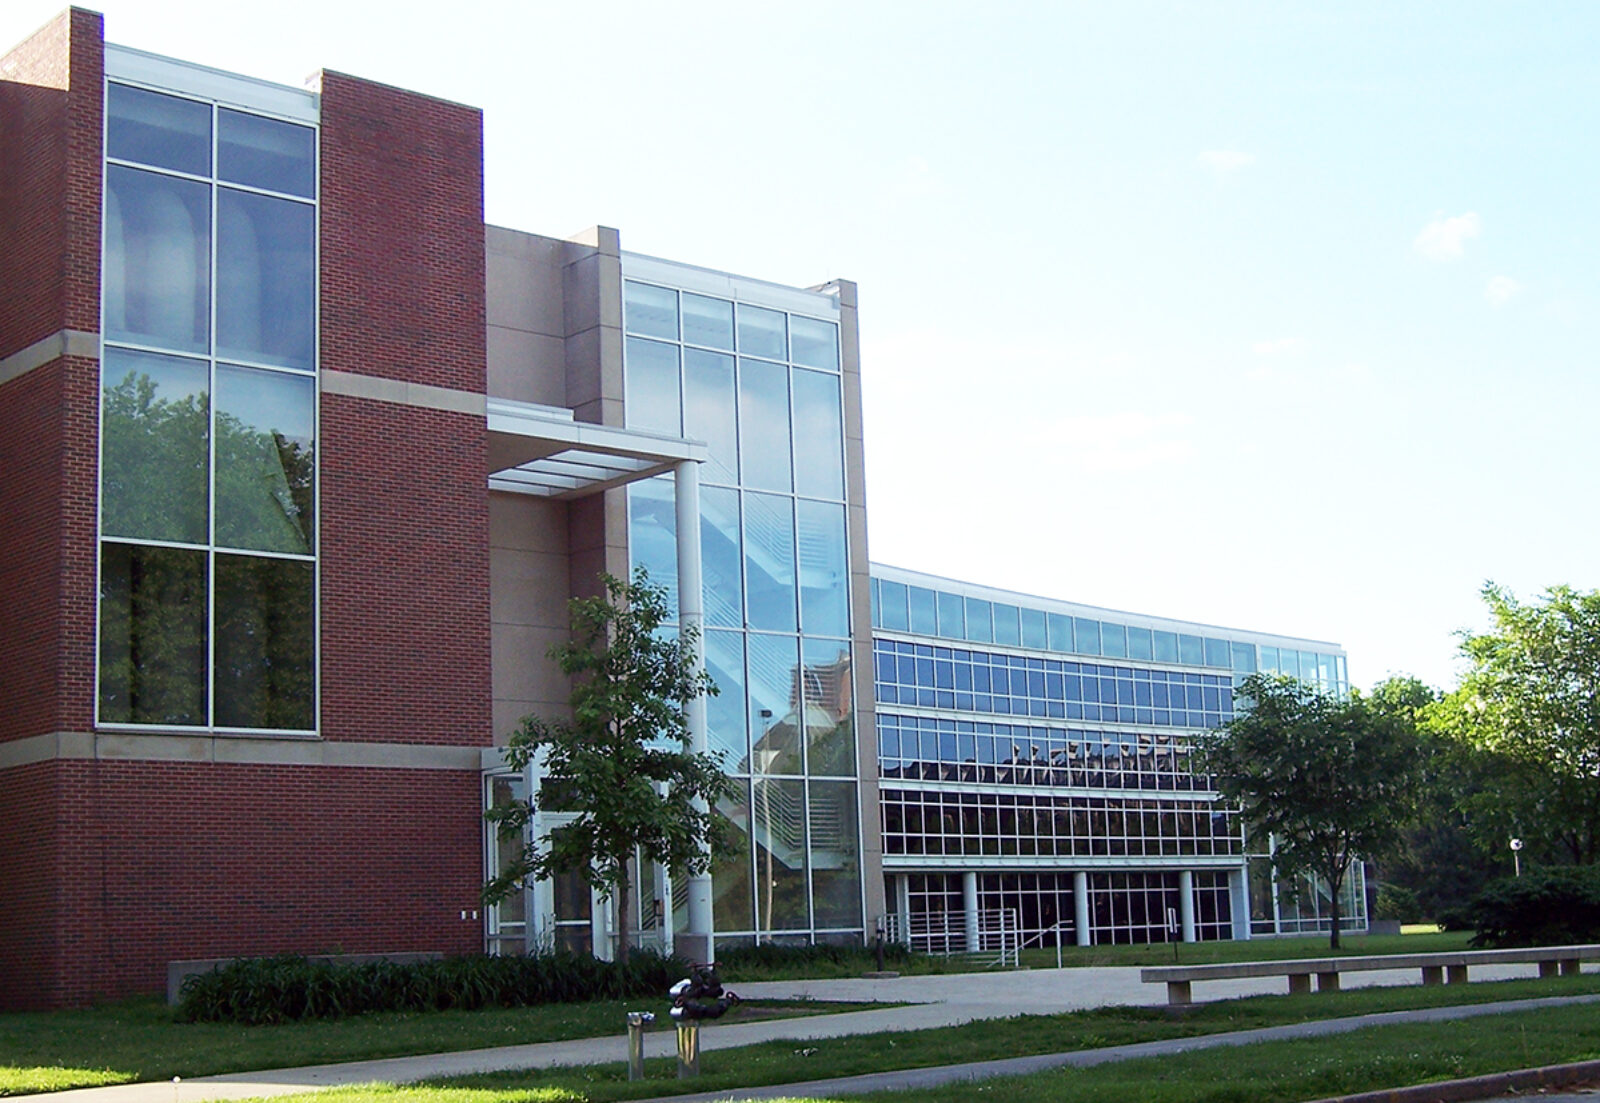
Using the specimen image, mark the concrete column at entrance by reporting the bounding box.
[962,871,980,952]
[675,458,713,964]
[1074,870,1091,947]
[1178,870,1196,943]
[1229,866,1252,940]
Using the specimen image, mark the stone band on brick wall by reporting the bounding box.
[322,368,487,417]
[0,329,98,387]
[0,731,484,771]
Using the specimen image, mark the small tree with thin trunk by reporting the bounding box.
[1198,674,1421,949]
[483,568,729,962]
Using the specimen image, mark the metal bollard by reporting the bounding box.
[625,1011,654,1080]
[676,1022,700,1078]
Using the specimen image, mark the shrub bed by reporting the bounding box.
[178,949,688,1024]
[1469,867,1600,947]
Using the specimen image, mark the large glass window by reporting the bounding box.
[99,80,317,733]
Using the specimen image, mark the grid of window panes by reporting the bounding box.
[621,276,862,942]
[870,576,1347,694]
[879,789,1240,858]
[875,639,1235,729]
[878,713,1203,791]
[97,80,317,731]
[1248,855,1368,936]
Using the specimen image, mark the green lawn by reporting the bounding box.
[0,997,873,1097]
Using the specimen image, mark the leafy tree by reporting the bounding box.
[483,568,730,962]
[1429,583,1600,868]
[1198,674,1423,949]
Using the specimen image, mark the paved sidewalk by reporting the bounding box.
[17,963,1596,1103]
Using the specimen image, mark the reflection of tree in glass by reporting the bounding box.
[215,411,314,554]
[214,555,314,730]
[102,372,208,544]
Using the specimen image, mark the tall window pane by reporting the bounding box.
[214,554,314,730]
[712,784,755,931]
[701,486,743,629]
[753,776,808,931]
[627,477,678,619]
[217,190,315,370]
[802,638,854,777]
[624,337,681,435]
[808,780,861,927]
[792,368,844,500]
[748,633,802,775]
[104,166,210,354]
[705,629,748,769]
[743,492,795,631]
[98,543,207,725]
[684,348,737,483]
[215,365,315,554]
[107,84,210,175]
[737,359,791,491]
[100,349,209,544]
[797,499,848,637]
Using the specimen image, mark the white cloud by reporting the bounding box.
[1251,337,1305,357]
[1413,212,1480,261]
[1198,150,1256,177]
[1485,275,1521,306]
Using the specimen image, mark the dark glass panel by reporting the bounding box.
[218,109,315,197]
[808,780,861,927]
[107,84,210,175]
[213,553,314,730]
[98,543,207,725]
[100,349,209,544]
[215,364,315,554]
[753,776,808,931]
[712,783,755,931]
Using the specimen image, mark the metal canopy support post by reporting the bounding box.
[1179,870,1196,943]
[675,457,713,964]
[1074,871,1092,947]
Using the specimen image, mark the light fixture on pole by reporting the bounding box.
[1509,837,1523,877]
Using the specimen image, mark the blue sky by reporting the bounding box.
[8,1,1597,691]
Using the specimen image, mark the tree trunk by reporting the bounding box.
[1327,868,1343,951]
[616,862,632,964]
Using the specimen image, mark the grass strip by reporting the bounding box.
[0,999,875,1097]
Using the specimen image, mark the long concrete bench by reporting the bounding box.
[1141,944,1600,1005]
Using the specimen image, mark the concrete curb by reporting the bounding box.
[1305,1058,1600,1103]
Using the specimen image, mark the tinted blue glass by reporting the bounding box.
[1074,618,1102,656]
[790,315,839,370]
[748,634,801,774]
[1179,634,1204,665]
[793,368,845,499]
[1231,642,1257,673]
[743,492,796,631]
[105,166,211,354]
[797,499,848,637]
[684,348,737,482]
[936,591,965,638]
[1204,637,1230,668]
[879,579,908,631]
[736,303,786,359]
[214,364,315,554]
[627,476,678,617]
[682,292,732,349]
[701,486,742,628]
[966,599,993,643]
[705,629,747,768]
[1153,630,1178,663]
[993,604,1020,646]
[100,348,209,545]
[218,109,314,197]
[1047,613,1072,651]
[1128,627,1153,661]
[1258,645,1280,674]
[1101,623,1127,658]
[624,281,677,338]
[625,337,681,434]
[107,84,210,175]
[217,189,315,370]
[737,359,791,491]
[1280,649,1300,679]
[1020,607,1047,649]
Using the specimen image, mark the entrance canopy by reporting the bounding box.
[486,398,707,499]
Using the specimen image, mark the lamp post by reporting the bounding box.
[1510,837,1523,877]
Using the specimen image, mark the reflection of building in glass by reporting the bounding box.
[3,11,1352,1007]
[871,565,1357,947]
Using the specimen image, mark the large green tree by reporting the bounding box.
[1429,583,1600,869]
[1199,674,1422,948]
[483,568,729,961]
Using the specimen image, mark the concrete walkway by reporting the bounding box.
[18,962,1596,1103]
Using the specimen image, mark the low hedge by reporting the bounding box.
[178,949,689,1024]
[1468,867,1600,947]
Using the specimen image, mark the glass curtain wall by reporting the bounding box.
[623,276,862,946]
[98,80,317,731]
